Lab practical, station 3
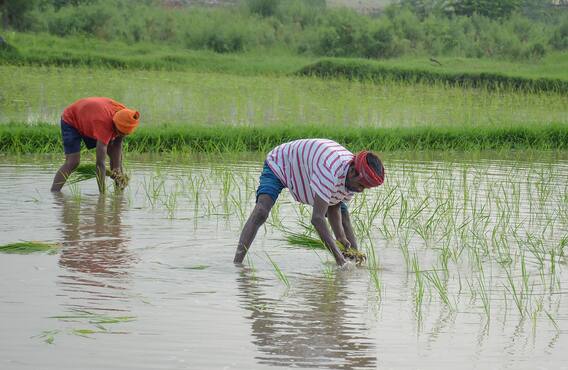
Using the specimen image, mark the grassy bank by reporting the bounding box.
[299,58,568,94]
[0,33,313,75]
[1,123,567,154]
[2,32,568,82]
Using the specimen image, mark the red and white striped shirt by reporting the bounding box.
[266,139,354,206]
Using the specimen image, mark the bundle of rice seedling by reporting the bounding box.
[284,231,327,250]
[342,248,367,265]
[281,223,366,266]
[66,164,98,185]
[0,241,61,254]
[66,164,129,188]
[110,170,130,190]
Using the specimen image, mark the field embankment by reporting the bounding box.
[299,58,568,94]
[2,32,568,84]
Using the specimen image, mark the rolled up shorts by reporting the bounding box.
[256,161,285,203]
[255,161,348,213]
[61,119,97,154]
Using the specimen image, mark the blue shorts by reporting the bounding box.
[61,119,97,154]
[255,161,349,213]
[256,162,286,203]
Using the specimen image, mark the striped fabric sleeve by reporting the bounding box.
[310,168,334,203]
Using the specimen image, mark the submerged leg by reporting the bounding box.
[234,194,275,264]
[51,152,80,192]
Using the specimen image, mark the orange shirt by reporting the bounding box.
[62,97,125,145]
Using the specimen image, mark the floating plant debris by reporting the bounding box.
[0,241,60,254]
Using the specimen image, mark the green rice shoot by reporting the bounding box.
[66,164,98,185]
[281,223,367,265]
[65,164,129,188]
[0,241,61,254]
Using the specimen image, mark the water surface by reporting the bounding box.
[1,153,567,370]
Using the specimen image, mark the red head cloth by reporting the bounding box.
[353,151,384,188]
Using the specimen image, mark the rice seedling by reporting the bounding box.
[183,265,209,270]
[67,179,82,201]
[65,164,98,185]
[322,263,335,283]
[245,254,257,282]
[477,275,491,320]
[283,229,325,251]
[411,254,425,319]
[71,328,107,338]
[142,174,165,208]
[49,310,136,325]
[33,330,60,344]
[280,222,367,266]
[504,269,526,317]
[230,193,247,224]
[366,245,382,296]
[425,269,453,311]
[544,310,559,332]
[35,308,136,342]
[265,253,290,288]
[0,241,60,254]
[162,186,179,219]
[65,164,130,189]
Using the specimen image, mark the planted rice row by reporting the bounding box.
[1,123,567,154]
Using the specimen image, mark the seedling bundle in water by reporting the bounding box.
[0,241,60,254]
[66,164,130,189]
[282,225,367,266]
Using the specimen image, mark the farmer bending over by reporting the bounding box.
[233,139,384,267]
[51,97,140,193]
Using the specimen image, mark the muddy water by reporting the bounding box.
[1,153,567,370]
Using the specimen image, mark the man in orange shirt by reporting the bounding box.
[51,97,140,194]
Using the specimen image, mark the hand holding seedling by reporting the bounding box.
[342,248,367,266]
[109,170,129,190]
[337,237,351,250]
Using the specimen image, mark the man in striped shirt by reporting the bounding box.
[233,139,384,267]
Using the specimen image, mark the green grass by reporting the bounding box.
[351,53,568,81]
[2,32,568,83]
[1,122,567,154]
[299,58,568,94]
[0,32,313,76]
[3,64,566,130]
[0,241,60,254]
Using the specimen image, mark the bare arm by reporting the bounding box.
[341,206,359,250]
[107,136,123,173]
[312,195,347,266]
[95,140,108,194]
[327,203,351,249]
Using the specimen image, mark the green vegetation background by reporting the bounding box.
[1,0,567,152]
[2,0,568,74]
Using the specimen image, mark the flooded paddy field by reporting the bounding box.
[1,152,568,370]
[1,65,566,129]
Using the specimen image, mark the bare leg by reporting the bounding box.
[51,152,81,192]
[234,194,275,264]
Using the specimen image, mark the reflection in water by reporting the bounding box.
[237,269,377,369]
[53,193,137,313]
[55,193,135,276]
